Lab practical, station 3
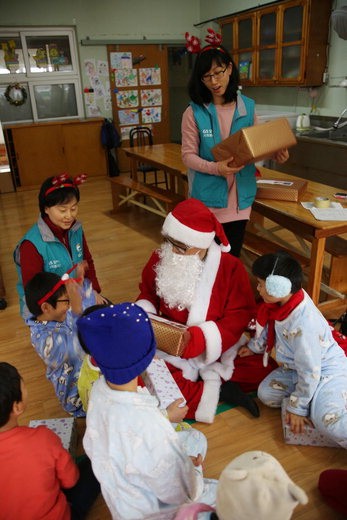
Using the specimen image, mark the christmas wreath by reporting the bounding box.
[4,83,27,106]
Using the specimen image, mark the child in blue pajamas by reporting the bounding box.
[238,251,347,449]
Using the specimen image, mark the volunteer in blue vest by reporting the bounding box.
[14,174,107,318]
[181,30,289,257]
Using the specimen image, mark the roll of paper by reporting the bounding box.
[314,197,330,208]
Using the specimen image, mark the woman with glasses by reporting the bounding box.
[181,44,288,257]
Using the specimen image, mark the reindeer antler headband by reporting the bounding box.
[185,28,224,54]
[44,173,87,197]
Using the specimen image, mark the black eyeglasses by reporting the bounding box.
[165,237,192,254]
[201,67,227,83]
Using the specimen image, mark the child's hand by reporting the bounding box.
[190,453,203,467]
[166,398,188,423]
[285,411,313,434]
[65,279,82,315]
[94,291,109,305]
[76,260,88,283]
[238,345,253,357]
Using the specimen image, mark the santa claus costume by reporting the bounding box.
[137,199,276,423]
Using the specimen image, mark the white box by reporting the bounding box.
[142,358,186,410]
[29,417,77,455]
[281,398,338,447]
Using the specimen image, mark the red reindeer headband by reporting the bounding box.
[185,28,223,54]
[37,264,82,306]
[44,173,87,197]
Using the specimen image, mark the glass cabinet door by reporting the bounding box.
[279,2,305,81]
[221,21,234,53]
[238,17,253,49]
[283,4,304,42]
[259,12,277,46]
[258,7,278,82]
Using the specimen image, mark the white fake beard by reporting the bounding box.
[155,242,204,311]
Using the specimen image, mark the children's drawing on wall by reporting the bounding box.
[110,51,132,70]
[142,106,161,124]
[90,75,106,98]
[83,57,110,117]
[118,109,140,126]
[116,90,139,109]
[114,68,138,87]
[84,59,96,77]
[84,91,101,117]
[140,89,162,107]
[139,67,161,85]
[97,60,108,76]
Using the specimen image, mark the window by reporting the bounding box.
[0,28,83,123]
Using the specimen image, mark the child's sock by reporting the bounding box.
[220,381,260,417]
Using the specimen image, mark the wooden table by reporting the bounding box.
[254,167,347,307]
[122,143,187,195]
[111,143,187,218]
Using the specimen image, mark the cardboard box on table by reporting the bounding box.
[29,417,77,455]
[281,398,339,447]
[142,358,186,410]
[149,313,188,356]
[256,178,308,202]
[211,117,297,167]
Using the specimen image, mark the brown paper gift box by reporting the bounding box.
[256,178,307,202]
[211,117,297,167]
[149,314,187,356]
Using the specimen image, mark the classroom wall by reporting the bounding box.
[0,0,346,123]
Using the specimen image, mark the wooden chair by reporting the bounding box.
[129,126,168,189]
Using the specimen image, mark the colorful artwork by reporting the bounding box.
[84,59,96,76]
[142,106,161,124]
[118,109,140,126]
[116,90,139,108]
[97,60,109,76]
[140,89,162,107]
[110,51,132,70]
[114,68,138,87]
[139,67,161,85]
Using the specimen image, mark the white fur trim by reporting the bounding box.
[195,377,221,423]
[135,299,157,315]
[198,321,222,365]
[220,243,231,252]
[187,241,221,326]
[162,212,215,249]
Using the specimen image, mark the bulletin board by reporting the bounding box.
[107,44,170,172]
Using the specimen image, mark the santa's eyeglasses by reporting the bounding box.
[165,237,194,254]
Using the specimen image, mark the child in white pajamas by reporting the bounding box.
[238,252,347,449]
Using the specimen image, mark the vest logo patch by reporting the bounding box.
[76,243,82,257]
[48,260,61,270]
[202,129,213,138]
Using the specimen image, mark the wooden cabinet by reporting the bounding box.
[4,118,107,188]
[219,0,331,87]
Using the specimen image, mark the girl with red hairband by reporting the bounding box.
[182,30,289,257]
[14,174,107,318]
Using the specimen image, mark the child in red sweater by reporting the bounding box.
[0,362,99,520]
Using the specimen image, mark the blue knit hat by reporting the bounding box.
[76,302,156,384]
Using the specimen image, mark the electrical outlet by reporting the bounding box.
[323,71,329,84]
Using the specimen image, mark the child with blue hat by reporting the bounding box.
[77,302,217,519]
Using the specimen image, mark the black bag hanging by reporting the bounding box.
[101,118,121,177]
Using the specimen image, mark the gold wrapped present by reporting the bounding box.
[211,117,297,167]
[149,314,188,356]
[256,178,307,202]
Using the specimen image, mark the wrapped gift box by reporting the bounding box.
[211,117,297,167]
[281,398,339,447]
[149,313,188,356]
[256,178,307,202]
[142,358,186,409]
[29,417,77,455]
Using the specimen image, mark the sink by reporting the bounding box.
[298,129,347,143]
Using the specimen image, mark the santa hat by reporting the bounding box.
[216,451,308,520]
[76,303,156,385]
[162,198,231,252]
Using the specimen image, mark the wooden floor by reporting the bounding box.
[0,176,346,520]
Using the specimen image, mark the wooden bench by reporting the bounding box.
[242,230,310,269]
[110,175,184,218]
